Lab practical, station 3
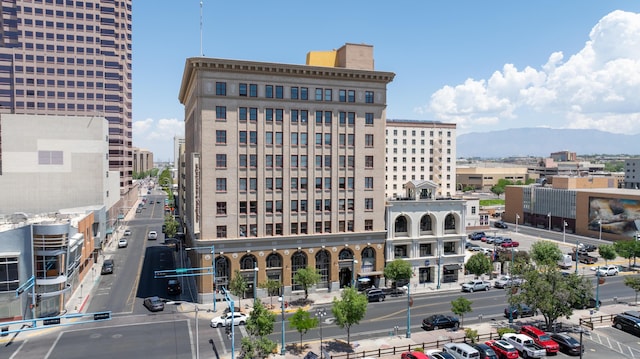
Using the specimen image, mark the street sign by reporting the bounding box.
[93,312,111,321]
[176,268,188,274]
[43,318,60,326]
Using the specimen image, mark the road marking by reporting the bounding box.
[8,338,28,359]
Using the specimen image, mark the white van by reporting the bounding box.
[443,343,480,359]
[557,254,573,269]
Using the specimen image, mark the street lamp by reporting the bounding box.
[351,259,358,287]
[598,220,602,241]
[595,267,601,311]
[253,267,259,302]
[436,254,442,290]
[315,307,327,358]
[509,246,514,324]
[547,212,551,231]
[515,214,520,233]
[212,245,217,312]
[402,285,411,338]
[278,291,286,355]
[575,240,580,275]
[563,221,568,242]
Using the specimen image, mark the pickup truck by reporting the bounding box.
[500,238,520,248]
[461,280,491,292]
[502,333,547,358]
[573,249,598,264]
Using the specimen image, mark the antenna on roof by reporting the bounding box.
[200,1,204,56]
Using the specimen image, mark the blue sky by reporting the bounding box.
[132,1,640,161]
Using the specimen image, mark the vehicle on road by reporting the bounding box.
[101,259,114,274]
[577,243,597,252]
[143,296,165,312]
[494,221,508,229]
[596,265,619,276]
[519,325,559,354]
[123,229,131,236]
[366,289,386,302]
[493,276,522,289]
[549,333,583,356]
[501,333,546,358]
[504,304,536,319]
[557,254,573,269]
[136,208,142,213]
[442,342,480,359]
[573,249,598,264]
[500,238,520,248]
[461,280,491,292]
[613,313,640,336]
[470,343,498,359]
[401,351,430,359]
[421,314,459,331]
[167,279,181,295]
[118,238,128,248]
[210,312,248,328]
[484,340,518,359]
[148,230,158,240]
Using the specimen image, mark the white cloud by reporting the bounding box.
[427,10,640,135]
[132,117,184,160]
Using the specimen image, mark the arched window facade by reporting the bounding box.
[338,248,353,260]
[395,216,408,234]
[266,253,282,268]
[315,250,331,289]
[240,254,257,298]
[265,253,283,296]
[445,213,456,231]
[215,255,230,292]
[420,215,432,233]
[291,251,307,291]
[361,247,375,272]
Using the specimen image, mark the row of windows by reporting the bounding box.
[220,106,375,125]
[389,139,452,146]
[216,219,374,238]
[216,130,373,148]
[216,82,375,104]
[227,154,375,171]
[389,157,452,164]
[231,198,371,215]
[217,174,374,191]
[394,242,459,258]
[387,129,452,138]
[10,102,109,111]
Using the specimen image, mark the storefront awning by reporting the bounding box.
[106,228,114,235]
[358,271,383,276]
[443,264,462,271]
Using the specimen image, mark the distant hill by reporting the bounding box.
[457,128,640,158]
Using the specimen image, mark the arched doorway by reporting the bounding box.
[338,249,354,288]
[240,254,257,299]
[265,252,283,296]
[290,251,307,291]
[315,250,331,289]
[215,255,230,294]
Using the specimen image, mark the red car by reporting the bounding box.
[500,238,520,248]
[485,340,518,359]
[401,351,430,359]
[520,325,559,354]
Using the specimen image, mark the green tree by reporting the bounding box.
[229,270,248,309]
[490,185,505,197]
[331,286,367,345]
[451,296,473,328]
[259,279,281,309]
[624,276,640,304]
[163,214,178,238]
[465,253,492,278]
[464,328,479,343]
[613,240,639,268]
[288,308,318,349]
[529,241,563,268]
[293,266,321,301]
[598,244,617,265]
[383,258,413,287]
[240,300,277,359]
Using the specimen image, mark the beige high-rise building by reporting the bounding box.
[385,120,457,199]
[178,44,395,301]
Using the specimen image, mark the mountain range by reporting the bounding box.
[456,128,640,159]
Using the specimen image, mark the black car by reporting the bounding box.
[494,221,508,229]
[366,289,386,302]
[167,279,181,295]
[504,304,536,319]
[550,332,583,356]
[101,259,114,275]
[571,296,601,309]
[613,313,640,336]
[421,314,459,331]
[471,343,498,359]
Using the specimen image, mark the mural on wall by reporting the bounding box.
[589,197,640,237]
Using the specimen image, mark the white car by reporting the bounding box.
[118,238,128,248]
[148,231,158,240]
[210,312,248,328]
[123,229,131,236]
[596,265,619,276]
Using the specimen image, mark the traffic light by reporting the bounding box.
[36,294,42,306]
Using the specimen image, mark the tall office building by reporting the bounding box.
[385,120,457,199]
[0,0,133,192]
[178,44,395,302]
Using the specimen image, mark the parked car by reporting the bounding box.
[118,238,128,248]
[577,243,598,252]
[442,343,480,359]
[210,312,248,328]
[148,230,158,240]
[519,325,559,354]
[123,229,131,236]
[494,221,508,229]
[492,237,506,245]
[143,296,165,312]
[493,276,522,289]
[596,265,619,276]
[421,314,460,331]
[471,343,498,359]
[469,232,486,241]
[500,238,520,248]
[400,351,430,359]
[501,333,546,359]
[467,243,483,251]
[484,340,518,359]
[366,289,386,302]
[550,333,583,356]
[101,259,114,274]
[613,313,640,336]
[504,304,536,319]
[461,280,491,292]
[425,350,456,359]
[571,296,601,309]
[167,279,181,295]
